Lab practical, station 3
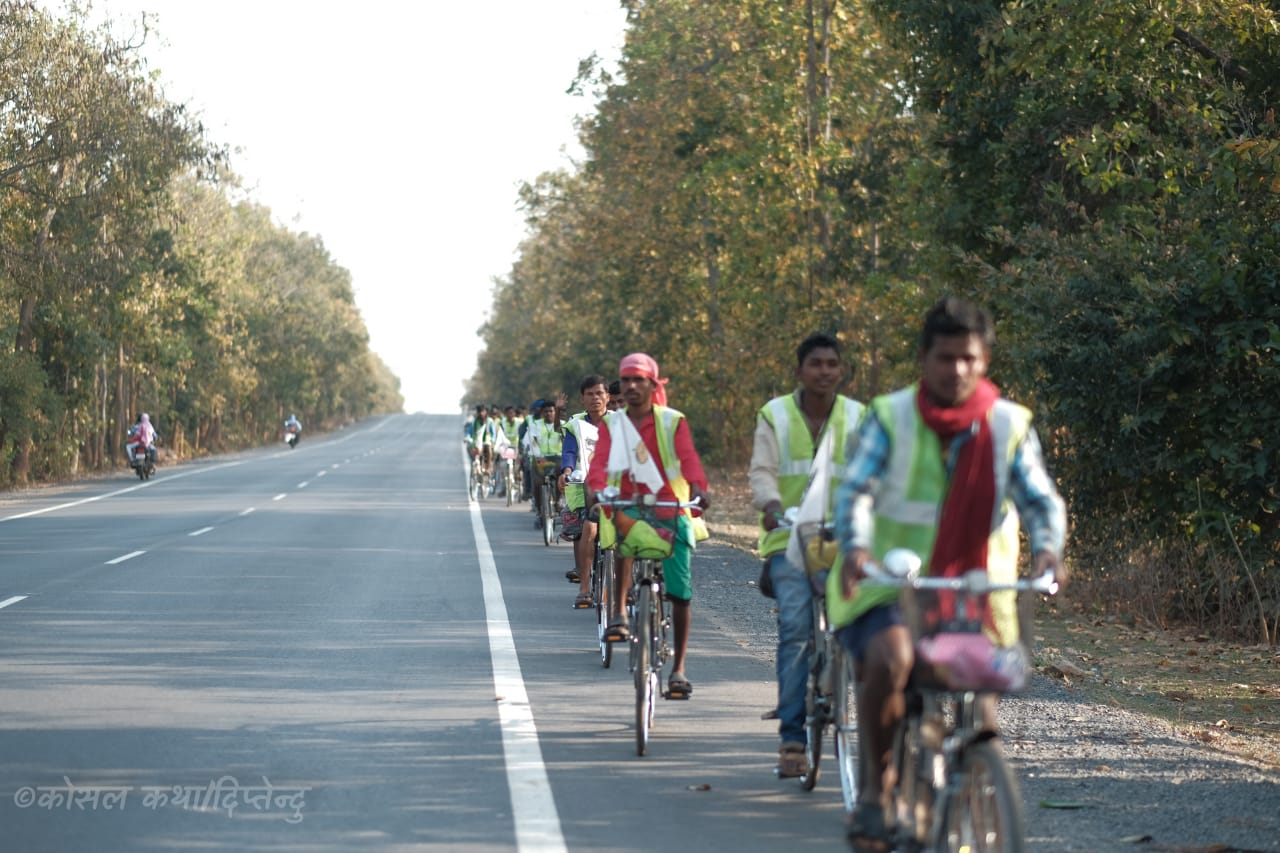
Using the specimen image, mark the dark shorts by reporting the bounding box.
[835,603,904,663]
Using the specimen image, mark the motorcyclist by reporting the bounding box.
[126,413,158,465]
[285,413,303,440]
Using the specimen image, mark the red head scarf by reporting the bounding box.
[618,352,669,406]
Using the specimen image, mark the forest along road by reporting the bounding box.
[0,412,1272,853]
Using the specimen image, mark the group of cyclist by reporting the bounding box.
[467,354,712,699]
[467,297,1068,852]
[750,297,1067,851]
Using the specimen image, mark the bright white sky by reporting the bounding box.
[73,1,627,414]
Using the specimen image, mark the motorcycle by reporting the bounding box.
[285,425,301,448]
[128,443,157,480]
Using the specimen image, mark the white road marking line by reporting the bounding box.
[1,460,247,522]
[316,471,326,478]
[106,551,145,565]
[239,508,256,516]
[0,595,29,610]
[297,481,309,489]
[471,486,566,852]
[273,494,287,501]
[189,527,214,537]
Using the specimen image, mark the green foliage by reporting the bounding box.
[470,0,1280,639]
[0,3,402,483]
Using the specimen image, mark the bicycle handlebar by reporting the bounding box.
[860,548,1058,596]
[592,490,704,512]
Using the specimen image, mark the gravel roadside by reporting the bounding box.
[692,534,1280,853]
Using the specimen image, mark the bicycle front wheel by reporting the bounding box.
[800,637,831,791]
[595,548,615,668]
[540,487,554,546]
[834,650,860,813]
[634,580,657,756]
[942,739,1025,853]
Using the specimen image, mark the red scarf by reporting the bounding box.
[916,378,999,579]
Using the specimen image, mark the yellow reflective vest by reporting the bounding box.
[756,393,864,558]
[827,386,1031,642]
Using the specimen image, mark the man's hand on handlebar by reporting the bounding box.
[1035,550,1067,588]
[760,500,784,531]
[689,485,710,513]
[839,546,872,600]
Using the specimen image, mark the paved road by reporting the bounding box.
[0,414,845,852]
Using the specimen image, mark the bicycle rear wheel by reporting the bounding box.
[634,580,657,756]
[834,650,860,813]
[942,739,1025,853]
[505,463,516,506]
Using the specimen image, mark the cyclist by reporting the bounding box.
[832,297,1067,851]
[519,400,544,505]
[528,396,565,530]
[465,404,504,485]
[750,332,864,779]
[586,352,710,699]
[494,404,521,497]
[558,374,610,605]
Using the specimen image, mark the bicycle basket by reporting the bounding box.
[500,447,517,460]
[901,583,1031,693]
[794,521,839,574]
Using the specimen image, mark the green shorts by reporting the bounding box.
[660,514,697,602]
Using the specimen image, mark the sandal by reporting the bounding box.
[604,617,630,642]
[846,801,893,853]
[565,569,580,584]
[776,742,809,779]
[666,672,693,700]
[573,593,593,609]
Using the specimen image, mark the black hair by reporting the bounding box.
[920,296,995,353]
[608,380,621,395]
[796,332,841,367]
[579,374,609,394]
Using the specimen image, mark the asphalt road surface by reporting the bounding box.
[0,414,845,852]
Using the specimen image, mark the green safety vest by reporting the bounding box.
[827,385,1031,640]
[530,418,562,457]
[756,393,864,558]
[597,406,693,548]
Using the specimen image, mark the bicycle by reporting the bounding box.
[588,529,619,668]
[500,447,520,506]
[783,519,855,799]
[533,456,562,546]
[854,548,1058,853]
[468,453,485,502]
[765,514,859,802]
[594,487,703,757]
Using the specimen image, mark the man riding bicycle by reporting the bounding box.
[465,404,504,484]
[751,332,864,779]
[832,297,1067,852]
[528,395,565,529]
[585,352,710,699]
[559,374,610,603]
